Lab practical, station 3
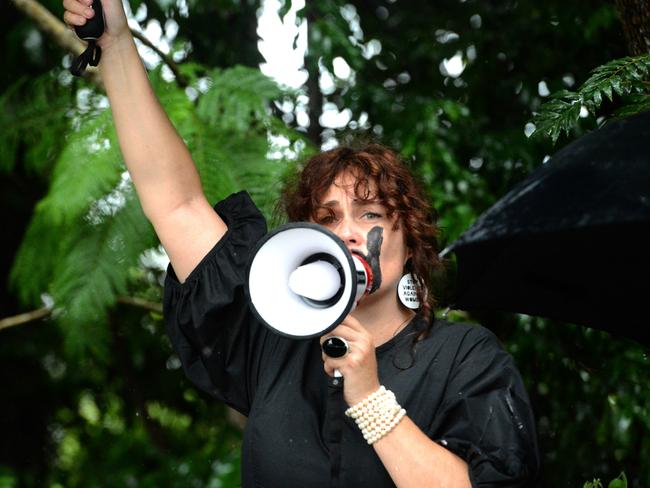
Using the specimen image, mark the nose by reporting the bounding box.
[334,217,364,249]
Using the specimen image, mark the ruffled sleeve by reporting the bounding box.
[431,326,540,487]
[163,191,269,416]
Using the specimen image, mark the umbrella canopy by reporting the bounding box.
[442,110,650,345]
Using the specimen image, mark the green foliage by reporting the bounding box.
[533,55,650,143]
[174,64,304,215]
[584,472,628,488]
[9,64,308,361]
[51,192,157,360]
[0,72,72,175]
[37,104,123,226]
[504,313,650,486]
[39,329,245,487]
[0,466,17,488]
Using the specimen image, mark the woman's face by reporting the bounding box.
[313,171,410,305]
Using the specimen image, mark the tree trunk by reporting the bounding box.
[304,5,324,147]
[306,58,324,147]
[615,0,650,55]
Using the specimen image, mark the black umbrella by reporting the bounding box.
[441,110,650,345]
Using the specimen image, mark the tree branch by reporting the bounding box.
[0,296,162,331]
[116,295,163,314]
[0,307,52,331]
[130,30,189,87]
[11,0,189,88]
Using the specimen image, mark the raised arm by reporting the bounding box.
[63,0,227,282]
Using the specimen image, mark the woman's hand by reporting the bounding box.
[63,0,130,50]
[320,315,381,406]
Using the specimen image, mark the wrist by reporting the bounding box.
[98,30,134,56]
[345,386,406,445]
[347,381,381,407]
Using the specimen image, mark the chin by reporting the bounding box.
[357,287,396,309]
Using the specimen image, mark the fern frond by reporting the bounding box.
[160,86,239,203]
[11,62,308,357]
[10,207,72,306]
[531,90,582,144]
[162,65,308,217]
[197,66,283,132]
[38,107,123,226]
[616,94,650,117]
[10,85,124,306]
[0,72,73,175]
[532,55,650,143]
[50,190,156,360]
[580,56,649,103]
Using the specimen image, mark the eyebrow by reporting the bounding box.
[321,198,381,207]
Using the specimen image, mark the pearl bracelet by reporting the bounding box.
[345,386,407,445]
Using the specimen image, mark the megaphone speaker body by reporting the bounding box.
[246,223,369,339]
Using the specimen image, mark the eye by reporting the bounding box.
[315,210,337,225]
[362,212,382,220]
[318,215,335,224]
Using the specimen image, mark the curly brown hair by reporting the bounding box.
[279,143,442,329]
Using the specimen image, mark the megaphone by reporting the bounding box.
[246,223,372,340]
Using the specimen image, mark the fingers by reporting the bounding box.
[63,0,95,27]
[318,315,365,347]
[336,314,366,333]
[320,318,375,376]
[63,11,88,28]
[322,361,338,378]
[319,316,380,404]
[321,342,372,370]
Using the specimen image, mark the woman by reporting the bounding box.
[64,1,540,486]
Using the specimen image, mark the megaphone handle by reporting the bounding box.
[71,0,105,76]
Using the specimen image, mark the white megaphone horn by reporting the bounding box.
[245,223,373,340]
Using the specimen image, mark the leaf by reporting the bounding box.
[615,94,650,117]
[593,90,602,106]
[531,54,650,143]
[0,72,73,175]
[583,479,603,488]
[37,108,124,226]
[10,207,70,306]
[602,83,613,101]
[11,61,309,361]
[608,472,627,488]
[161,65,309,217]
[50,190,156,360]
[531,94,581,143]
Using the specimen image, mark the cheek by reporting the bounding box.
[380,248,404,275]
[381,237,409,275]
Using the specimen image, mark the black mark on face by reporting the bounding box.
[357,226,383,294]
